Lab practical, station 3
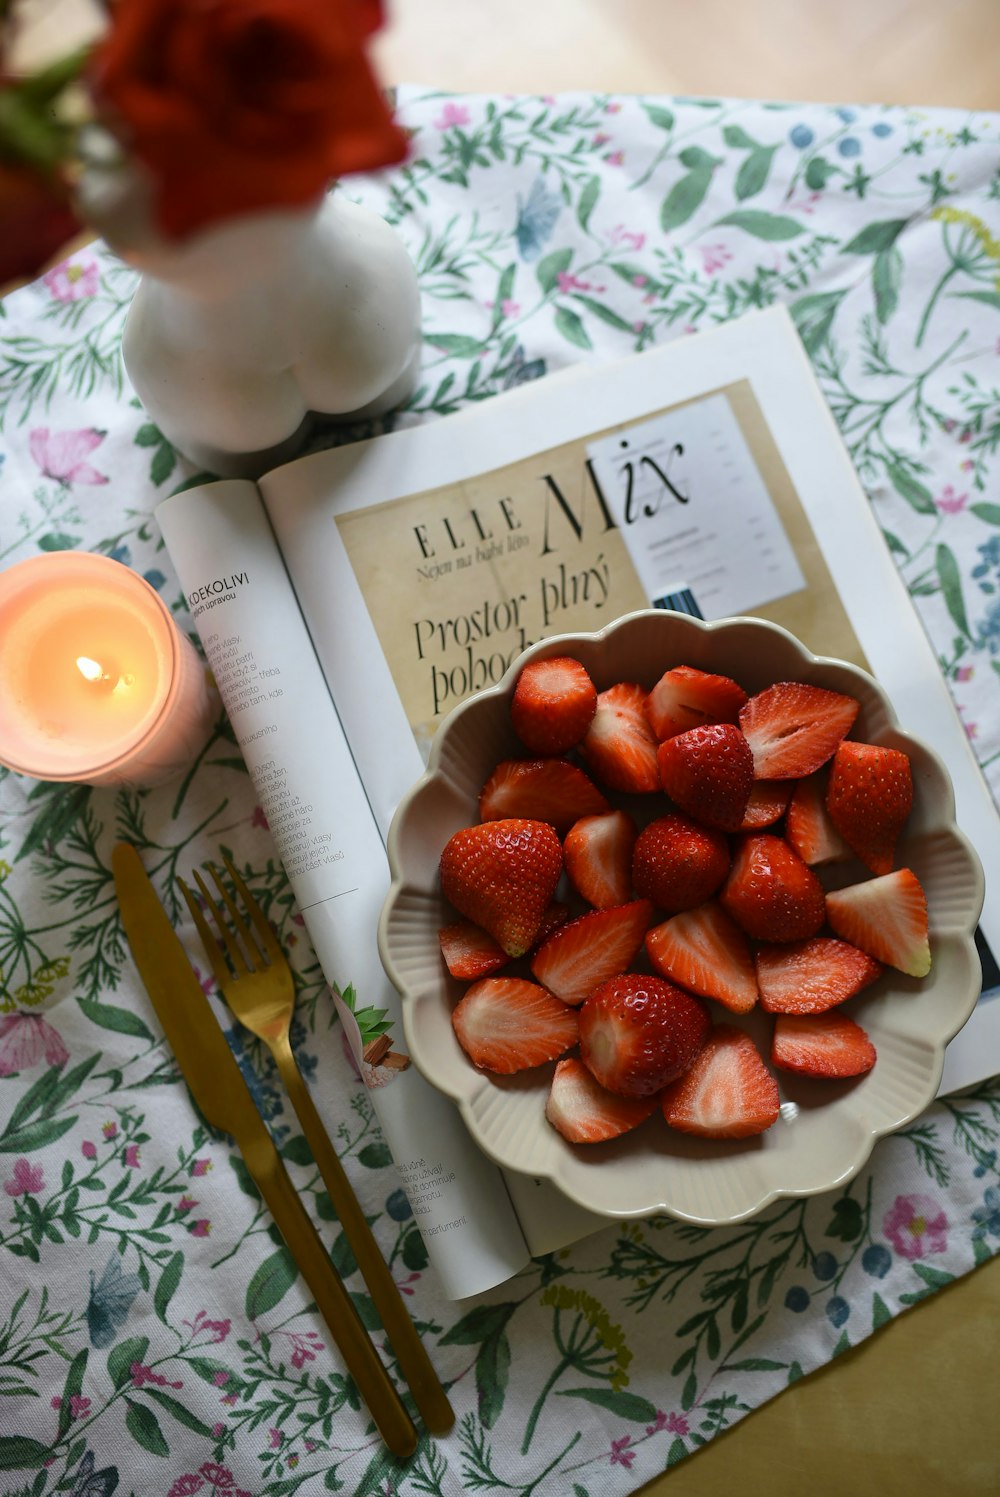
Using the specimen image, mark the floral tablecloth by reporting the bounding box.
[2,89,1000,1497]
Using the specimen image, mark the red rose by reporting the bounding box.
[89,0,408,239]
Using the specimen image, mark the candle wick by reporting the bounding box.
[76,655,111,683]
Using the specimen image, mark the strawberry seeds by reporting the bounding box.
[438,655,931,1146]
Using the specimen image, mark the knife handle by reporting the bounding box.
[243,1136,418,1458]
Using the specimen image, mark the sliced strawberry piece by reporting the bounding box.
[452,977,579,1073]
[579,973,710,1097]
[632,813,730,913]
[438,919,509,981]
[646,901,758,1014]
[657,722,754,832]
[564,809,638,909]
[511,655,598,755]
[826,740,913,875]
[533,901,571,947]
[582,682,661,793]
[756,937,883,1014]
[645,664,748,741]
[771,1012,877,1079]
[785,771,850,865]
[825,868,931,977]
[440,818,563,958]
[739,681,859,779]
[720,833,825,943]
[661,1024,780,1138]
[739,779,794,832]
[479,757,610,834]
[545,1057,658,1143]
[530,899,654,1007]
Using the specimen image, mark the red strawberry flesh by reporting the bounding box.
[582,682,661,793]
[545,1056,658,1143]
[646,901,759,1014]
[825,868,931,977]
[531,899,654,1007]
[564,809,638,909]
[511,656,598,754]
[645,664,748,741]
[739,681,859,779]
[826,740,913,875]
[661,1024,780,1138]
[452,977,579,1073]
[771,1012,877,1078]
[579,972,710,1098]
[756,937,882,1014]
[657,722,754,832]
[438,919,509,981]
[440,818,563,957]
[479,757,610,834]
[785,771,850,865]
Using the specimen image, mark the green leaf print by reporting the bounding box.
[872,1293,892,1329]
[577,174,601,231]
[970,503,1000,525]
[0,1116,76,1154]
[54,1348,88,1440]
[789,290,846,355]
[15,782,90,863]
[715,210,806,241]
[144,1387,215,1436]
[660,160,717,231]
[0,1436,49,1471]
[77,997,154,1042]
[873,245,903,324]
[721,125,757,150]
[125,1398,170,1457]
[536,247,573,294]
[154,1251,184,1323]
[885,462,937,515]
[953,289,1000,312]
[245,1246,298,1319]
[805,156,837,189]
[735,147,778,201]
[358,1141,392,1170]
[476,1316,512,1429]
[37,532,80,550]
[108,1335,150,1389]
[843,219,909,255]
[425,333,484,358]
[935,543,972,639]
[554,306,592,349]
[559,1386,658,1422]
[571,294,634,332]
[642,104,675,132]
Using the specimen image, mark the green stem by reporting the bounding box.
[521,1352,572,1455]
[915,262,959,348]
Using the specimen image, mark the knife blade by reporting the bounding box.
[111,842,418,1458]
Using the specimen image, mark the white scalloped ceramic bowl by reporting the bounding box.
[379,610,985,1226]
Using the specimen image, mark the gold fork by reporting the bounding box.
[179,855,455,1438]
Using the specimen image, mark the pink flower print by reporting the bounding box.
[251,805,269,830]
[269,1427,284,1448]
[69,1394,90,1418]
[4,1158,45,1196]
[167,1478,205,1497]
[956,665,974,683]
[190,1219,212,1237]
[199,1465,234,1489]
[124,1144,141,1168]
[632,274,648,287]
[220,1392,238,1406]
[287,1455,299,1469]
[592,132,611,147]
[43,257,99,302]
[81,1140,97,1160]
[212,1422,226,1437]
[610,224,646,252]
[604,150,625,167]
[605,101,622,113]
[960,459,975,472]
[556,271,593,294]
[665,1411,689,1434]
[964,719,978,741]
[191,1157,213,1176]
[501,298,521,318]
[131,1363,184,1389]
[205,1319,230,1344]
[699,243,733,275]
[102,1121,118,1141]
[936,484,968,514]
[304,1439,318,1453]
[28,427,110,487]
[645,1409,670,1434]
[434,102,471,130]
[212,1371,229,1387]
[178,1195,198,1214]
[291,913,305,927]
[883,1193,949,1259]
[0,1013,68,1075]
[609,1436,635,1468]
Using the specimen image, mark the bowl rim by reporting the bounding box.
[379,609,986,1226]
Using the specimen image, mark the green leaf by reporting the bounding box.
[187,1355,237,1390]
[843,219,909,254]
[0,1115,76,1154]
[0,1437,49,1472]
[154,1251,184,1324]
[3,1066,62,1137]
[577,174,600,232]
[350,1291,380,1331]
[787,1360,804,1383]
[149,442,177,488]
[55,1348,88,1440]
[401,1225,429,1272]
[970,503,1000,525]
[790,290,845,356]
[826,1196,864,1242]
[245,1246,298,1319]
[554,305,593,350]
[885,462,936,515]
[441,1301,519,1346]
[475,1327,511,1429]
[805,156,837,190]
[559,1387,658,1422]
[660,167,714,231]
[716,209,805,240]
[37,532,81,551]
[832,1331,852,1356]
[77,996,154,1042]
[873,245,903,324]
[642,104,675,132]
[678,146,720,170]
[723,1357,788,1371]
[536,247,573,294]
[43,1053,99,1116]
[144,1387,214,1435]
[108,1335,149,1390]
[735,145,778,200]
[14,783,90,862]
[424,333,484,358]
[571,294,634,332]
[936,543,971,639]
[872,1292,892,1329]
[134,423,162,448]
[280,1135,313,1166]
[721,124,758,149]
[125,1398,169,1457]
[952,289,1000,312]
[911,1262,956,1290]
[681,1370,698,1410]
[357,1141,393,1170]
[667,1436,688,1466]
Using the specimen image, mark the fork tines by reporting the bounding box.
[179,856,278,982]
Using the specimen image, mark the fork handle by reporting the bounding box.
[275,1043,456,1436]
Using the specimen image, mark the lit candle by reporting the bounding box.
[0,552,217,787]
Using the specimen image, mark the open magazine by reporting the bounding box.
[156,305,1000,1300]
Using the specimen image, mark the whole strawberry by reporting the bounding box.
[511,656,598,754]
[721,832,825,942]
[632,812,730,912]
[657,722,754,832]
[579,973,710,1098]
[826,740,913,875]
[440,818,562,957]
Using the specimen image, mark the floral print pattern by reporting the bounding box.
[0,86,999,1495]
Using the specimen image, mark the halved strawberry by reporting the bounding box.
[646,902,758,1014]
[645,664,748,741]
[440,818,563,957]
[826,740,913,875]
[661,1024,780,1138]
[530,899,654,1006]
[582,682,661,793]
[545,1057,658,1143]
[657,722,754,832]
[579,973,711,1097]
[739,779,794,832]
[756,937,883,1014]
[739,682,859,779]
[479,758,610,834]
[452,977,579,1073]
[632,813,730,913]
[771,1012,876,1079]
[564,809,638,909]
[785,771,850,865]
[825,868,931,977]
[511,656,598,755]
[438,919,509,981]
[533,902,571,947]
[720,833,826,943]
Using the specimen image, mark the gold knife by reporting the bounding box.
[111,842,418,1459]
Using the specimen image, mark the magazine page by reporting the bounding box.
[155,480,532,1298]
[260,304,1000,1101]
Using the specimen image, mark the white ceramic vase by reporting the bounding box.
[105,186,422,479]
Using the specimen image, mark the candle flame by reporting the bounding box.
[76,655,108,683]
